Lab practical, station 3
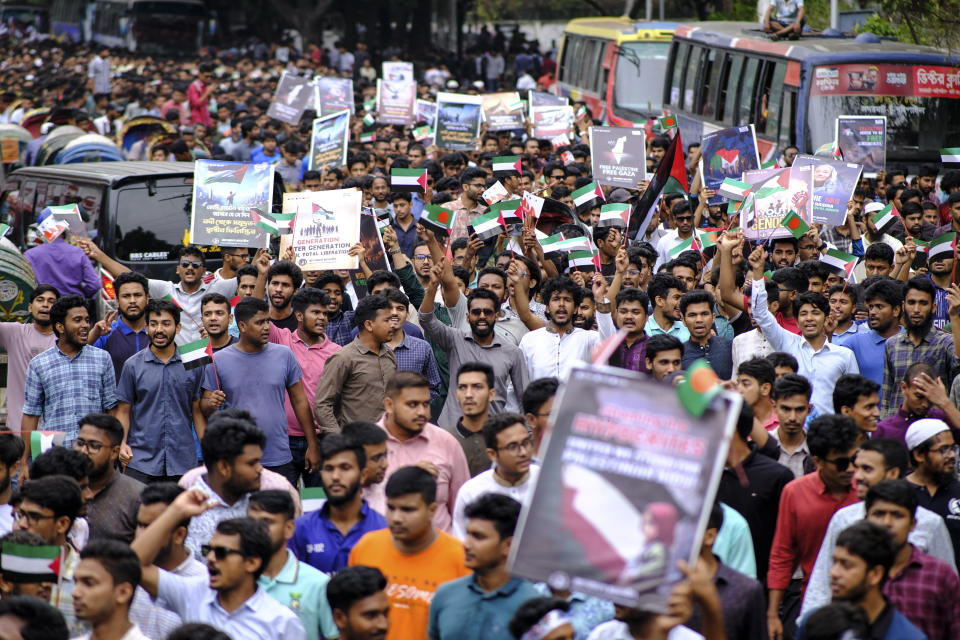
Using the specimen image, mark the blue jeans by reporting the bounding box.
[287,436,323,488]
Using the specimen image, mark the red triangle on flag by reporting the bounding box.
[232,165,249,182]
[512,158,522,173]
[417,171,428,191]
[668,132,690,194]
[229,295,241,307]
[48,554,61,577]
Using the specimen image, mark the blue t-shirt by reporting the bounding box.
[289,501,387,574]
[201,343,302,466]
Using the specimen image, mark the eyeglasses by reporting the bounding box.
[626,269,641,275]
[674,216,694,223]
[202,544,245,561]
[180,260,203,269]
[930,444,958,457]
[413,254,430,260]
[13,509,55,526]
[469,308,496,317]
[498,436,535,455]
[74,438,105,453]
[823,456,853,472]
[226,252,250,261]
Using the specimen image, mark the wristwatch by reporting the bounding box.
[388,248,401,255]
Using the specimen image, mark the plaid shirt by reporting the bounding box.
[881,329,958,418]
[392,332,442,402]
[884,546,960,640]
[325,310,356,347]
[23,344,117,443]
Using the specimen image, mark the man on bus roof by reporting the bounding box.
[763,0,805,40]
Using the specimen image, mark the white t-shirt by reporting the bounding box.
[451,466,541,540]
[586,620,703,640]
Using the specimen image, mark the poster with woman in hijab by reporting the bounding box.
[791,154,862,226]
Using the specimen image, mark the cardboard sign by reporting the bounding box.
[591,127,646,188]
[189,161,274,248]
[791,154,862,226]
[267,72,314,124]
[701,125,762,205]
[434,93,483,151]
[836,116,886,178]
[290,189,361,271]
[309,111,350,170]
[315,77,355,115]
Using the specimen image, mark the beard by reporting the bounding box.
[468,320,494,338]
[904,313,933,334]
[324,479,361,507]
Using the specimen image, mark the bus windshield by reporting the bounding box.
[807,62,960,162]
[613,41,670,117]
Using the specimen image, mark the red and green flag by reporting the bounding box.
[420,204,456,238]
[1,542,61,582]
[677,359,722,417]
[177,337,214,370]
[780,211,810,239]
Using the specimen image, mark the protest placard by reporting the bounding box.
[416,99,437,125]
[266,72,314,125]
[530,91,569,108]
[434,93,484,151]
[309,111,350,171]
[791,154,862,226]
[510,365,740,611]
[190,161,274,248]
[590,127,646,188]
[314,77,354,115]
[739,165,813,241]
[290,189,361,271]
[836,116,886,178]
[376,78,416,126]
[382,61,415,83]
[481,92,525,131]
[700,125,761,205]
[359,211,390,273]
[532,106,573,140]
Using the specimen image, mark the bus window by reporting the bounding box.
[614,41,670,115]
[698,50,723,118]
[579,40,602,91]
[682,46,703,111]
[738,57,761,126]
[559,36,580,84]
[590,40,607,92]
[780,88,797,150]
[764,63,786,138]
[668,42,689,108]
[720,55,744,125]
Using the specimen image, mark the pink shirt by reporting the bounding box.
[269,325,341,436]
[0,323,56,432]
[187,79,212,126]
[368,418,471,533]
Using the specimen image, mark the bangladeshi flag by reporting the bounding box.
[628,131,687,241]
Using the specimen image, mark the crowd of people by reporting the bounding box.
[0,31,959,640]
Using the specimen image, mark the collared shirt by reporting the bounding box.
[313,336,397,434]
[88,54,111,93]
[179,466,302,516]
[183,474,251,558]
[392,332,442,402]
[130,550,206,640]
[428,575,541,640]
[713,503,757,579]
[87,471,144,543]
[451,418,491,477]
[766,429,814,479]
[519,326,600,381]
[148,277,237,345]
[881,328,958,418]
[392,217,420,257]
[686,561,767,640]
[24,237,100,298]
[74,624,151,640]
[751,278,859,415]
[258,550,338,640]
[368,419,470,532]
[731,328,774,376]
[767,472,859,590]
[447,199,489,242]
[531,585,615,640]
[597,312,648,373]
[157,571,306,640]
[681,336,733,380]
[883,546,960,640]
[801,501,956,621]
[93,318,149,382]
[643,315,690,342]
[875,406,951,447]
[118,347,204,476]
[912,478,960,572]
[420,310,528,429]
[834,326,900,401]
[325,310,356,347]
[289,500,387,574]
[0,322,55,433]
[797,603,926,640]
[50,544,84,637]
[23,344,118,443]
[268,324,341,437]
[451,466,540,540]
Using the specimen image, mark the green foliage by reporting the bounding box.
[871,0,960,50]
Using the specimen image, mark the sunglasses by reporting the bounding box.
[469,308,496,317]
[202,544,244,561]
[823,456,852,472]
[180,260,203,269]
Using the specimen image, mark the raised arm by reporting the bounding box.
[507,260,544,331]
[747,245,791,351]
[79,238,130,277]
[717,231,746,312]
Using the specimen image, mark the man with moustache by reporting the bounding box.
[89,271,149,381]
[71,540,149,640]
[451,363,499,476]
[905,419,960,571]
[200,293,238,352]
[290,435,387,574]
[116,299,206,483]
[0,285,57,439]
[326,566,391,640]
[519,276,599,380]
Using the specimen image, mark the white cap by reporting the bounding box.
[905,418,949,451]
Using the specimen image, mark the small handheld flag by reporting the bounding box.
[656,115,677,131]
[677,359,722,417]
[252,210,294,236]
[358,131,376,144]
[420,204,456,238]
[820,248,858,277]
[391,168,428,193]
[925,232,957,259]
[493,200,523,227]
[717,178,751,202]
[596,203,630,228]
[566,249,600,271]
[780,211,810,239]
[940,148,960,169]
[467,208,505,242]
[1,542,61,582]
[491,155,522,178]
[300,487,327,513]
[870,203,899,232]
[571,181,605,213]
[178,337,214,371]
[30,431,65,460]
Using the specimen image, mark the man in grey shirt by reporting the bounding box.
[88,48,111,96]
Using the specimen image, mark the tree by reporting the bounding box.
[865,0,960,52]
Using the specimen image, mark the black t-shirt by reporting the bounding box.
[270,313,299,332]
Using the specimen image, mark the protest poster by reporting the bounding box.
[309,111,350,171]
[315,77,354,115]
[530,91,568,108]
[509,365,740,611]
[481,92,525,131]
[359,211,390,273]
[382,61,415,83]
[416,99,437,125]
[376,78,416,126]
[836,116,886,178]
[739,165,813,241]
[590,127,646,188]
[290,188,361,271]
[700,125,761,205]
[190,161,274,248]
[266,72,314,125]
[434,93,483,151]
[532,106,573,140]
[791,154,862,226]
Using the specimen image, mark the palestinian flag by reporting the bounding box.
[870,203,899,231]
[507,96,525,113]
[100,268,116,301]
[710,148,741,173]
[596,203,630,228]
[467,209,505,242]
[627,131,687,241]
[492,155,522,178]
[178,337,214,370]
[572,181,605,213]
[252,210,294,235]
[926,232,957,259]
[718,178,751,201]
[539,232,566,251]
[391,168,428,193]
[669,234,701,257]
[677,359,722,417]
[780,211,810,239]
[815,141,843,161]
[544,236,592,254]
[362,112,375,127]
[30,431,65,460]
[420,204,456,238]
[760,158,782,170]
[204,164,249,185]
[941,148,960,168]
[567,249,600,271]
[493,200,523,226]
[1,542,60,582]
[301,487,327,513]
[358,131,376,144]
[820,248,858,277]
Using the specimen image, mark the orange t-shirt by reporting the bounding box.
[349,529,469,640]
